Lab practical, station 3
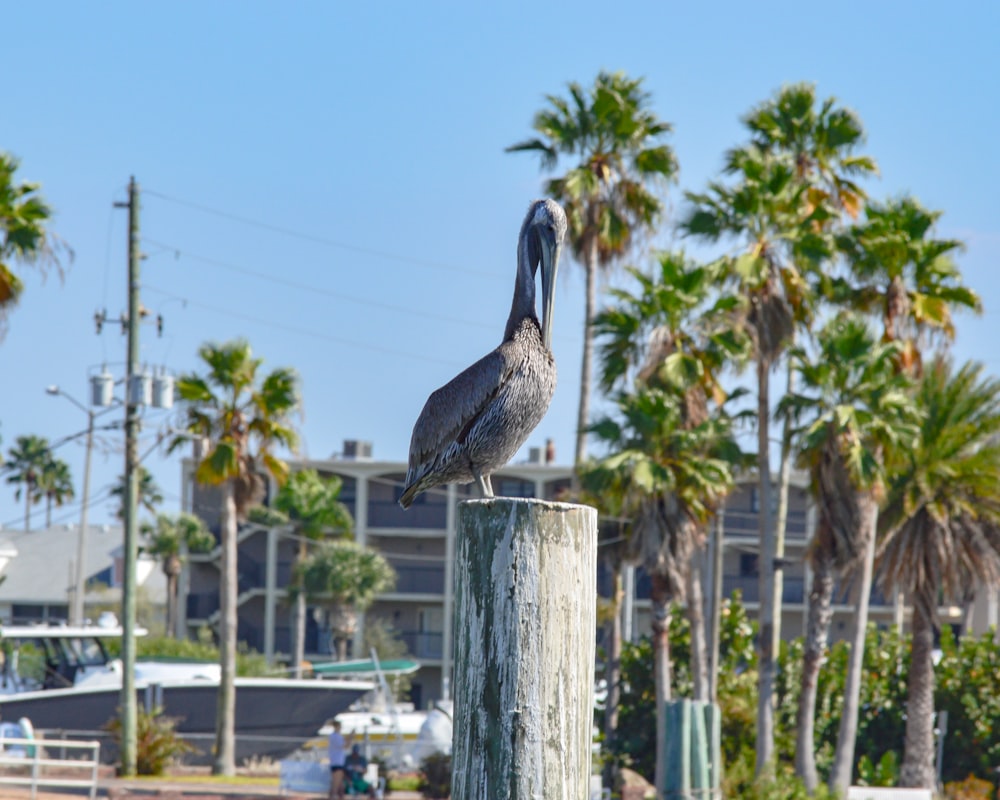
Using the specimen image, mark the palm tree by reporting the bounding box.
[142,512,214,637]
[171,339,300,776]
[507,70,677,468]
[681,83,876,773]
[4,434,52,531]
[592,249,750,693]
[586,386,741,798]
[36,456,75,528]
[110,465,165,520]
[292,539,395,661]
[272,469,353,678]
[0,152,71,337]
[585,251,749,793]
[780,315,919,791]
[807,197,980,792]
[834,196,981,374]
[877,359,1000,788]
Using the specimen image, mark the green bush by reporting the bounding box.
[104,705,195,775]
[418,752,452,799]
[104,633,271,677]
[608,590,1000,793]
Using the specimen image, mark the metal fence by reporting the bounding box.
[0,735,101,800]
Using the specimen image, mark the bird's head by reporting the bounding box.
[525,199,566,350]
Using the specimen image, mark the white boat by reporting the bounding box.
[311,656,451,769]
[324,699,453,769]
[0,620,375,764]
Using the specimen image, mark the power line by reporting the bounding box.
[144,189,500,279]
[142,284,466,368]
[142,237,498,333]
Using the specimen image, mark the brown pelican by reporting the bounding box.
[399,199,567,508]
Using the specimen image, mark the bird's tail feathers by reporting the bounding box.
[398,483,418,509]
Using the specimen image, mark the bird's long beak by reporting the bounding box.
[540,234,562,351]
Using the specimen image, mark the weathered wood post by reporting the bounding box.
[452,498,597,800]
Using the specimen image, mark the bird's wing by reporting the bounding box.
[407,346,515,470]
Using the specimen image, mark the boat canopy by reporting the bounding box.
[312,658,420,676]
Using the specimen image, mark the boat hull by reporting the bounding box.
[0,678,373,764]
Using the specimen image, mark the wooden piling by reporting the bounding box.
[452,498,597,800]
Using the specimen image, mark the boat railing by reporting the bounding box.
[0,735,101,800]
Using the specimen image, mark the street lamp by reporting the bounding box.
[46,385,96,626]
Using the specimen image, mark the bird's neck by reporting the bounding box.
[504,235,537,340]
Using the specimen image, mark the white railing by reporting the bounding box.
[0,736,101,800]
[848,788,933,800]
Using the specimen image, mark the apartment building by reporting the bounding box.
[179,441,910,710]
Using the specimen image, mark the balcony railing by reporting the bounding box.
[629,572,807,604]
[723,509,809,539]
[399,630,443,659]
[389,562,446,595]
[368,498,446,530]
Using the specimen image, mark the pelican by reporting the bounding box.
[399,199,567,508]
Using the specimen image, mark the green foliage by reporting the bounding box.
[142,512,215,559]
[104,705,195,775]
[170,338,300,496]
[418,752,451,799]
[611,596,1000,792]
[247,504,289,526]
[274,469,352,538]
[856,751,899,787]
[935,625,1000,784]
[723,760,826,800]
[110,465,164,521]
[506,70,676,269]
[293,539,396,608]
[389,773,422,791]
[613,593,757,782]
[104,635,272,677]
[3,433,52,530]
[0,152,69,330]
[943,774,996,800]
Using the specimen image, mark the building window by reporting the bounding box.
[749,487,778,514]
[493,477,534,498]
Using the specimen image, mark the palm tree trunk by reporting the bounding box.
[796,545,834,792]
[165,572,178,639]
[604,563,624,748]
[769,360,795,678]
[24,488,31,533]
[212,480,237,776]
[293,537,308,679]
[830,501,878,793]
[650,572,673,800]
[898,589,938,788]
[574,235,599,473]
[46,496,52,528]
[686,546,710,702]
[755,355,776,776]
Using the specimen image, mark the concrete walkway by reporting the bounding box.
[3,773,424,799]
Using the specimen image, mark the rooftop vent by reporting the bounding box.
[343,439,373,460]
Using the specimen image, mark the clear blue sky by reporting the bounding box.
[2,2,998,528]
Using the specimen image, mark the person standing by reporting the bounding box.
[327,720,349,799]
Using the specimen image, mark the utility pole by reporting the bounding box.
[74,408,95,624]
[117,176,141,777]
[45,385,97,625]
